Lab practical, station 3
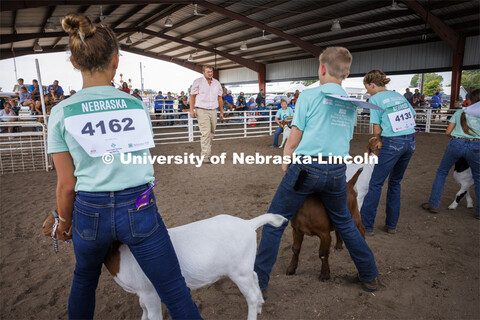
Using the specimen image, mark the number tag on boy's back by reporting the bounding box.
[387,103,416,132]
[64,98,154,157]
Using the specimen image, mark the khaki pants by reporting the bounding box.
[195,108,217,158]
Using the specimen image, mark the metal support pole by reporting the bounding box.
[140,62,144,96]
[243,111,247,137]
[426,109,432,133]
[188,113,193,142]
[35,59,47,125]
[269,109,272,135]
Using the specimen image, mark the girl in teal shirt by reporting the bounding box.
[360,70,416,235]
[49,13,200,320]
[422,89,480,218]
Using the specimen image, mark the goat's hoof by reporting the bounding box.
[334,245,344,251]
[286,267,296,276]
[467,205,474,209]
[319,273,331,282]
[447,205,456,210]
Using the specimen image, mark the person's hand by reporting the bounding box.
[219,113,224,123]
[282,163,290,173]
[190,110,195,118]
[375,140,382,150]
[280,124,284,128]
[56,221,72,241]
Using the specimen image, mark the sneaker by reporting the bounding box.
[365,231,374,237]
[421,203,439,214]
[270,144,278,148]
[361,278,377,292]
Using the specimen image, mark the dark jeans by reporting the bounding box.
[254,162,378,291]
[69,184,201,319]
[428,138,480,215]
[361,134,415,231]
[272,126,284,146]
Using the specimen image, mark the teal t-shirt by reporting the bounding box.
[369,91,416,137]
[292,83,356,157]
[449,109,480,139]
[275,107,294,122]
[47,86,155,192]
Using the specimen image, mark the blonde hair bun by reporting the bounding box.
[62,13,96,39]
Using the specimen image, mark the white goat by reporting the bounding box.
[111,214,287,320]
[278,121,291,148]
[448,157,474,210]
[345,137,380,210]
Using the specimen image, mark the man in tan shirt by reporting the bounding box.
[190,65,224,163]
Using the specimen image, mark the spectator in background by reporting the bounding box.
[236,92,246,108]
[293,89,300,102]
[48,80,64,98]
[288,98,296,108]
[404,88,413,105]
[221,84,227,100]
[70,90,76,96]
[412,89,421,108]
[17,78,25,90]
[466,87,475,100]
[246,97,256,107]
[121,82,130,94]
[178,91,186,101]
[224,90,234,111]
[155,91,164,100]
[286,92,293,104]
[0,102,18,136]
[38,86,60,115]
[178,96,190,123]
[256,88,265,106]
[132,89,142,100]
[29,79,41,100]
[19,86,39,111]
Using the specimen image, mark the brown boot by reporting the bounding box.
[361,278,377,292]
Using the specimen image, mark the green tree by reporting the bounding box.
[423,79,441,96]
[409,73,444,88]
[461,70,480,90]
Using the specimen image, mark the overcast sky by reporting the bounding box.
[0,50,451,95]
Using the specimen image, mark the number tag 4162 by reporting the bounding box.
[64,109,154,157]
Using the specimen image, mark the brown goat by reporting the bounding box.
[286,168,365,281]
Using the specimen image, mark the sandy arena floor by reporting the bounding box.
[1,133,479,319]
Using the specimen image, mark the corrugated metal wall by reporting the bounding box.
[464,35,480,66]
[219,36,480,84]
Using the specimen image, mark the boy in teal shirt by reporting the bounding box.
[271,99,294,147]
[255,47,378,295]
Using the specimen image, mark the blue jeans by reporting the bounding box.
[428,138,480,215]
[69,184,201,320]
[272,126,284,146]
[254,163,378,291]
[361,134,415,232]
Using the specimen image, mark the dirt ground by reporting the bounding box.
[1,133,479,320]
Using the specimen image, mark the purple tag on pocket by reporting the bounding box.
[135,181,159,210]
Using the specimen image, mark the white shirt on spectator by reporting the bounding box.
[191,76,222,110]
[0,109,16,121]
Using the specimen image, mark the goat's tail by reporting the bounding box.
[347,167,363,188]
[248,213,288,230]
